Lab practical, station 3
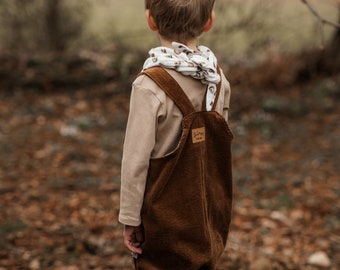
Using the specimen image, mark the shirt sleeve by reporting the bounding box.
[119,82,163,226]
[221,71,231,122]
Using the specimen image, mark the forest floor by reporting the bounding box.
[0,51,339,269]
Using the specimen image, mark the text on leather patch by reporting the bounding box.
[192,127,205,143]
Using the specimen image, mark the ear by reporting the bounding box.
[145,9,158,31]
[202,11,215,32]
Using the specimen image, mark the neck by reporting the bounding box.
[158,35,199,51]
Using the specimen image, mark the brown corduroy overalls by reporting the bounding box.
[135,67,233,270]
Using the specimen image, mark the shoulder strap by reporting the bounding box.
[141,67,195,116]
[201,67,222,111]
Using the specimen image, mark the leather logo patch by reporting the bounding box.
[192,127,205,143]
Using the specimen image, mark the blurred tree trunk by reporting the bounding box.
[45,0,64,52]
[331,4,340,48]
[329,4,340,70]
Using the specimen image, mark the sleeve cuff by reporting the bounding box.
[118,214,141,227]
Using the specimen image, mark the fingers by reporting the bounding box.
[124,237,143,254]
[134,227,144,244]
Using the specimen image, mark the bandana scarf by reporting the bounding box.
[143,42,220,111]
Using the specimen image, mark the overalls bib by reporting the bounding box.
[135,67,233,270]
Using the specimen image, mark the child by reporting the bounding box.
[119,0,233,269]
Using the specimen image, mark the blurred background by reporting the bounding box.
[0,0,339,269]
[0,0,339,59]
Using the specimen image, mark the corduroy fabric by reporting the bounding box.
[135,67,233,270]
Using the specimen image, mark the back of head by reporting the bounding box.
[145,0,215,43]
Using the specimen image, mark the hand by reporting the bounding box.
[123,224,144,255]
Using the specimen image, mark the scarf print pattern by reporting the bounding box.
[143,42,220,111]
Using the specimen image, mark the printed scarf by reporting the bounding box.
[143,42,220,111]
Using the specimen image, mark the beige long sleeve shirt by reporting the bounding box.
[119,68,231,226]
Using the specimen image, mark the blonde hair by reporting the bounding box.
[145,0,215,43]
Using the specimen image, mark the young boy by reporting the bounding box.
[119,0,233,269]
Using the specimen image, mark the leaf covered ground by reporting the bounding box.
[0,53,339,269]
